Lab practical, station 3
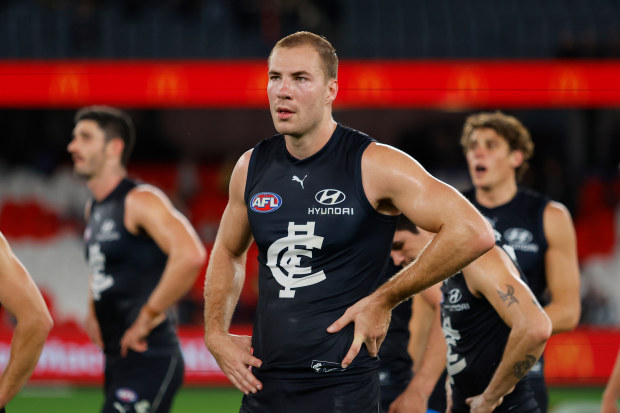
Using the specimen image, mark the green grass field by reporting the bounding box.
[8,385,606,412]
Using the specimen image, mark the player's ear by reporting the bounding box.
[106,137,125,161]
[326,78,338,104]
[509,149,524,169]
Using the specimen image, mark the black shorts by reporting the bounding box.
[240,369,381,413]
[102,351,184,413]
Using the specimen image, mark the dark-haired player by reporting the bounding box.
[383,218,446,413]
[391,216,551,413]
[68,106,206,413]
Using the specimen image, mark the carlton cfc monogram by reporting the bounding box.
[266,221,326,298]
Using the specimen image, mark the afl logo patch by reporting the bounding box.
[250,192,282,213]
[315,189,346,205]
[116,387,138,403]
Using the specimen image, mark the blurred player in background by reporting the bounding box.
[460,111,581,412]
[203,31,494,412]
[391,216,551,413]
[68,106,206,413]
[0,231,53,412]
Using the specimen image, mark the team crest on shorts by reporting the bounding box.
[250,192,282,213]
[116,387,138,403]
[311,360,345,374]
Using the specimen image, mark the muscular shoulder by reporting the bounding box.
[361,142,436,214]
[229,149,254,200]
[0,231,10,258]
[362,142,417,169]
[544,200,571,221]
[126,184,171,211]
[543,200,575,243]
[234,149,254,176]
[124,184,174,233]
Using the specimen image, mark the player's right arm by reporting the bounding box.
[0,232,53,408]
[464,246,552,413]
[542,201,581,334]
[203,149,262,395]
[85,285,103,349]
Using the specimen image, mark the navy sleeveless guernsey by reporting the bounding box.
[84,178,180,355]
[245,124,398,379]
[463,188,549,306]
[441,241,538,413]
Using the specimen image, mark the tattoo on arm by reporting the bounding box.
[512,355,537,378]
[497,284,519,307]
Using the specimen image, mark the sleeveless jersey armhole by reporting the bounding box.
[537,198,550,254]
[244,144,261,206]
[354,141,400,223]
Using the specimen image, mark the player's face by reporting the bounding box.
[391,230,430,267]
[67,120,109,179]
[464,127,521,190]
[267,45,337,138]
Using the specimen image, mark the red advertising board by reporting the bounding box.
[0,60,619,108]
[0,325,616,386]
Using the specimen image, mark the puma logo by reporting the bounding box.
[292,175,307,189]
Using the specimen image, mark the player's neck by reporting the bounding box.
[285,118,337,160]
[87,167,127,202]
[474,179,518,208]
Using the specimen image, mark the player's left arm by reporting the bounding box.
[120,186,207,356]
[0,232,53,407]
[464,247,552,413]
[328,143,494,367]
[542,201,581,334]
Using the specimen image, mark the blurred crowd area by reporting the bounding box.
[1,0,620,334]
[1,0,620,59]
[0,108,619,329]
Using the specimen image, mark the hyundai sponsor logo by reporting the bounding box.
[448,288,462,304]
[315,189,346,205]
[503,228,533,245]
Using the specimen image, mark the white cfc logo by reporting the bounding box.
[442,315,467,384]
[267,222,326,298]
[88,243,115,301]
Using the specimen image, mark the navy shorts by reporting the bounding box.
[102,351,184,413]
[240,369,381,413]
